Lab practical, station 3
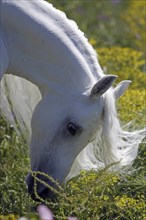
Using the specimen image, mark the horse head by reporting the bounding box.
[26,75,131,200]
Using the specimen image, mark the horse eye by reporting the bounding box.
[67,123,77,136]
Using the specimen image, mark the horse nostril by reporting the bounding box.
[39,188,57,202]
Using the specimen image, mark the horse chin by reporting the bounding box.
[26,173,58,202]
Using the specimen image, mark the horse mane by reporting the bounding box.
[67,89,145,179]
[0,75,41,141]
[0,1,145,179]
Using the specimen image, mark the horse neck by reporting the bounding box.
[2,0,103,96]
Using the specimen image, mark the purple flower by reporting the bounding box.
[37,205,78,220]
[37,205,54,220]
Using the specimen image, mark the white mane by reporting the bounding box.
[68,89,145,179]
[0,0,145,180]
[1,75,41,140]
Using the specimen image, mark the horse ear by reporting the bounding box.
[114,80,131,100]
[90,75,117,100]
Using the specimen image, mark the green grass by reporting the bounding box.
[0,0,145,219]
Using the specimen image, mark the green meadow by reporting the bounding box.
[0,0,145,219]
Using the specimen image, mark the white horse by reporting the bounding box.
[0,0,145,200]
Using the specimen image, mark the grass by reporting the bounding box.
[0,0,145,219]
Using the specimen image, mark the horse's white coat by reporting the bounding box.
[0,0,145,198]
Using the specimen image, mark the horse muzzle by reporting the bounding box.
[26,172,59,202]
